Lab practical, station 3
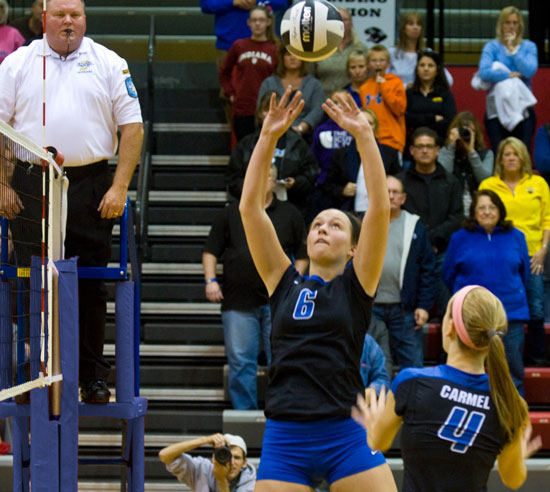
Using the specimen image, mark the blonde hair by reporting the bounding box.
[496,6,524,46]
[346,49,368,72]
[361,108,379,134]
[367,45,390,63]
[451,288,528,441]
[395,11,425,55]
[494,137,532,179]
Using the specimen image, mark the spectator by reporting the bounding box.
[200,0,286,53]
[373,175,435,370]
[398,127,463,317]
[405,51,456,153]
[388,11,453,89]
[323,109,398,214]
[480,137,550,366]
[0,0,143,404]
[159,433,256,492]
[218,6,277,142]
[258,44,325,139]
[360,333,390,401]
[203,164,307,409]
[478,6,538,151]
[439,111,494,215]
[10,0,42,46]
[0,0,24,64]
[344,49,368,106]
[312,8,366,97]
[228,92,319,216]
[442,190,530,392]
[359,44,406,171]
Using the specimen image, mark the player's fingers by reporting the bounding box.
[288,90,302,110]
[351,405,365,427]
[280,86,292,108]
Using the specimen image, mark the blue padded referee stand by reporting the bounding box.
[0,200,147,492]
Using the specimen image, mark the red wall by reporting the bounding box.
[447,66,550,153]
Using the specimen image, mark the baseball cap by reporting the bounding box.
[224,433,247,456]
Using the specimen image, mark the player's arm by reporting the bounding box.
[98,122,144,219]
[239,89,304,295]
[323,93,390,296]
[497,422,542,489]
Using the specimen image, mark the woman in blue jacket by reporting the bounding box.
[442,189,530,393]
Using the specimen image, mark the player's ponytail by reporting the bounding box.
[453,286,528,441]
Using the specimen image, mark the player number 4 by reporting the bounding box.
[437,405,486,454]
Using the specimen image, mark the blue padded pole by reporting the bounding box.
[16,280,25,385]
[12,416,30,492]
[115,282,134,403]
[29,259,42,380]
[134,280,140,396]
[0,282,12,390]
[56,259,79,492]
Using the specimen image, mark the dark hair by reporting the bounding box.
[445,111,487,150]
[255,91,280,126]
[342,211,362,245]
[412,51,449,93]
[410,126,439,146]
[462,190,514,232]
[275,44,308,78]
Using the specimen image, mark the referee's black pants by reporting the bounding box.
[64,161,113,384]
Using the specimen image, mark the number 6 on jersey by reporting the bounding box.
[293,288,318,320]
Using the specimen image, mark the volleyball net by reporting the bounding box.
[0,119,65,402]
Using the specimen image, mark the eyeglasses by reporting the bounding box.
[413,144,437,150]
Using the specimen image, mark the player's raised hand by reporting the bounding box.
[352,386,387,449]
[322,93,373,140]
[260,88,304,140]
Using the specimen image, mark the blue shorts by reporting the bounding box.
[257,417,386,487]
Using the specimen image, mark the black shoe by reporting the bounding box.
[80,380,111,404]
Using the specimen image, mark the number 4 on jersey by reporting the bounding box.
[293,288,318,320]
[437,405,486,454]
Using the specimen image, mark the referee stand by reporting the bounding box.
[0,200,147,492]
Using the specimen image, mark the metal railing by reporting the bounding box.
[135,15,155,264]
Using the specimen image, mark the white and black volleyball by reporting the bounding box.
[281,0,344,62]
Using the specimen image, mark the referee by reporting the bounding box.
[0,0,143,403]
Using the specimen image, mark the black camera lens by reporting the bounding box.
[214,446,232,464]
[459,126,471,142]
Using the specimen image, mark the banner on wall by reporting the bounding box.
[328,0,397,49]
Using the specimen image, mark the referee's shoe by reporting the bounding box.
[81,380,111,404]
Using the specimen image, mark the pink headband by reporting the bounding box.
[452,285,488,351]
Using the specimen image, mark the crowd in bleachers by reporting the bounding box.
[199,3,550,414]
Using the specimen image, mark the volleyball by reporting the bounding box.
[280,0,345,62]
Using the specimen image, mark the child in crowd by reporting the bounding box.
[359,45,406,172]
[345,50,369,106]
[218,6,277,142]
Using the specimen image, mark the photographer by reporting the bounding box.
[439,111,494,215]
[159,433,255,492]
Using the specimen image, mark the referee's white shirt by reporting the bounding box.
[0,37,143,167]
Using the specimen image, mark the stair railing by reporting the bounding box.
[135,15,155,264]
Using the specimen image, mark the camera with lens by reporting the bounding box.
[214,446,232,464]
[459,126,471,142]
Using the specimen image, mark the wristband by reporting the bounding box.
[205,277,218,285]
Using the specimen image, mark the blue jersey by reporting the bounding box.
[391,365,508,491]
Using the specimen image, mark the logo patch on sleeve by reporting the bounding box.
[122,68,130,74]
[125,77,138,98]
